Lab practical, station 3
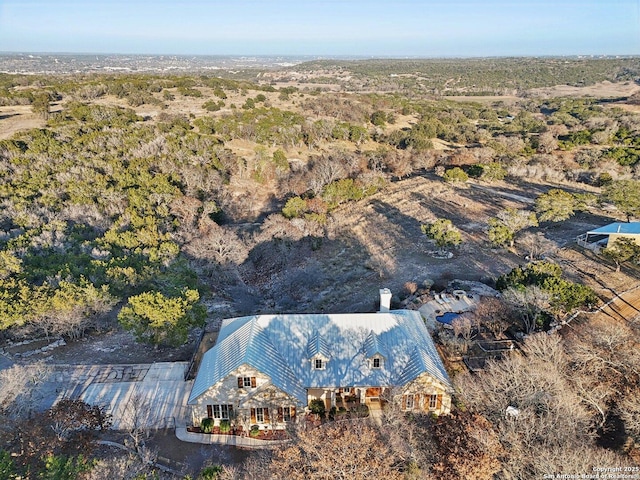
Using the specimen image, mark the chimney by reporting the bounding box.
[379,288,392,313]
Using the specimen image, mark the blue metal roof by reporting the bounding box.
[307,330,331,359]
[188,310,452,405]
[364,330,388,359]
[588,222,640,235]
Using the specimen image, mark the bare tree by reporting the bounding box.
[263,419,404,480]
[516,231,557,260]
[0,361,52,420]
[307,156,346,196]
[501,286,550,333]
[455,333,606,478]
[122,391,156,452]
[474,297,511,337]
[451,314,475,353]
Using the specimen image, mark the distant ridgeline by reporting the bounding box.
[290,57,640,94]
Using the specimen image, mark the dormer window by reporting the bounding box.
[307,330,330,371]
[364,330,387,370]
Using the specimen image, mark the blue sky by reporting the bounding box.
[0,0,638,56]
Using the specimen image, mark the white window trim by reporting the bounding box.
[405,395,414,410]
[313,357,326,370]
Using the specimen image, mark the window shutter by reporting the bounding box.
[415,394,421,410]
[229,405,234,417]
[277,407,283,422]
[291,406,296,419]
[237,377,243,388]
[206,405,213,418]
[251,377,257,388]
[402,395,407,410]
[250,408,256,424]
[264,408,270,423]
[436,394,443,410]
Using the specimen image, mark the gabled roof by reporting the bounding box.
[587,222,640,235]
[188,310,452,405]
[188,317,307,404]
[307,330,331,359]
[364,330,388,359]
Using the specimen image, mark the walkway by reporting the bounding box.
[175,428,289,449]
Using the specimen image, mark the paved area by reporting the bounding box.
[80,362,191,430]
[419,292,479,330]
[175,428,288,449]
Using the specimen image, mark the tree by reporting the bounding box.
[502,286,550,333]
[603,179,640,221]
[264,420,404,480]
[451,313,475,353]
[421,219,463,253]
[0,450,16,480]
[32,92,51,119]
[488,208,538,248]
[455,333,631,479]
[535,188,577,222]
[282,197,308,219]
[370,110,387,127]
[536,131,558,153]
[118,289,205,346]
[487,220,513,248]
[431,411,503,480]
[49,399,111,441]
[601,237,640,271]
[477,162,506,182]
[39,454,93,480]
[474,297,511,337]
[443,167,469,183]
[516,231,556,260]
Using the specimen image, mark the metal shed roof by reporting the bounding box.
[188,310,451,405]
[587,222,640,235]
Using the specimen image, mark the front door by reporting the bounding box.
[366,387,381,398]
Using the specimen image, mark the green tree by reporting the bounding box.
[488,220,514,248]
[421,219,463,253]
[272,149,289,173]
[282,196,308,219]
[32,92,51,120]
[118,289,205,347]
[0,451,15,480]
[198,465,224,479]
[39,455,93,480]
[601,237,640,272]
[478,162,507,182]
[488,208,538,248]
[442,167,468,183]
[603,180,640,221]
[370,110,387,127]
[535,189,576,222]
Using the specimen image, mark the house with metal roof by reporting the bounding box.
[187,290,452,431]
[577,222,640,252]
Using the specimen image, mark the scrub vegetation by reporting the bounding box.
[1,56,640,477]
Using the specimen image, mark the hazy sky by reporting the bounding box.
[0,0,638,57]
